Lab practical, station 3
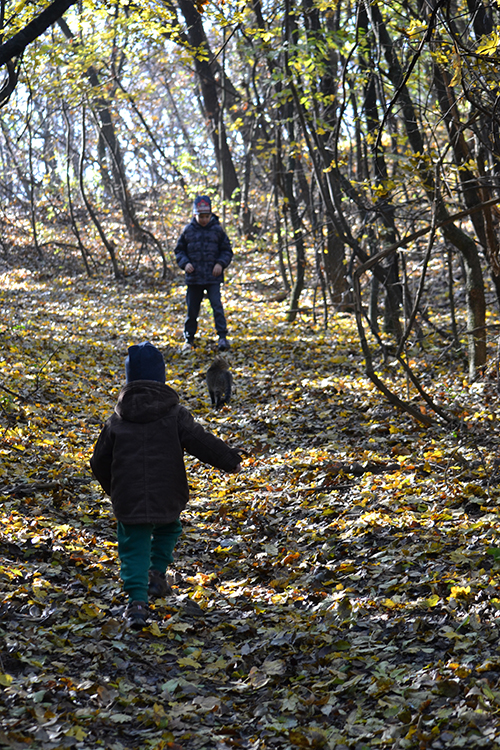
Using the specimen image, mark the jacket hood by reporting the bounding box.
[115,381,179,424]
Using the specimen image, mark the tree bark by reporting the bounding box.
[432,63,500,305]
[358,2,402,338]
[0,0,77,66]
[176,0,240,205]
[365,0,487,377]
[57,18,146,243]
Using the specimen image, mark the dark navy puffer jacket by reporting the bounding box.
[174,214,233,285]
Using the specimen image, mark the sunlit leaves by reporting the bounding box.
[404,19,428,40]
[476,30,500,56]
[0,242,500,749]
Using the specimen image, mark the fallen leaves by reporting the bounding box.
[1,259,500,749]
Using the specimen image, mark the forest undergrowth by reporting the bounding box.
[2,242,500,750]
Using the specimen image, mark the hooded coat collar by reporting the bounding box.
[115,380,179,424]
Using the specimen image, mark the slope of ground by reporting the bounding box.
[1,251,500,750]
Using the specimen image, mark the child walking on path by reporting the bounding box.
[90,341,242,629]
[174,195,233,352]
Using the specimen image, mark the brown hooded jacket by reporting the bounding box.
[90,380,241,524]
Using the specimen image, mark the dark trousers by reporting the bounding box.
[117,519,182,602]
[184,284,228,342]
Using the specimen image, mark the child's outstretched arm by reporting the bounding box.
[177,406,242,472]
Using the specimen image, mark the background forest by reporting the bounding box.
[3,0,500,402]
[2,0,500,749]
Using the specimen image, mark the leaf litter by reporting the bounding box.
[1,261,500,749]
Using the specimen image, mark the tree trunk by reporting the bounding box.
[359,2,402,337]
[0,0,77,67]
[176,0,240,206]
[57,18,141,241]
[366,0,486,376]
[432,63,500,305]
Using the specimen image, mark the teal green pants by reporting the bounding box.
[116,519,182,602]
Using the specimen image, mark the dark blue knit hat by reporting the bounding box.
[193,195,212,214]
[125,342,165,383]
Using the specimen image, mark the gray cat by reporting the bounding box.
[206,357,233,409]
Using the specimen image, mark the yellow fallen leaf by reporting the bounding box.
[426,594,440,607]
[449,585,470,600]
[66,727,87,741]
[148,621,163,637]
[177,656,201,668]
[382,598,397,608]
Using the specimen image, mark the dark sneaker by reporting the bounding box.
[181,340,195,354]
[124,600,150,630]
[217,338,229,352]
[182,596,204,617]
[148,568,172,599]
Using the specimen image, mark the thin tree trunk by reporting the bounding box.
[62,102,93,276]
[57,18,141,240]
[433,63,500,304]
[359,2,402,337]
[273,181,290,293]
[26,105,42,260]
[78,106,121,279]
[447,246,459,348]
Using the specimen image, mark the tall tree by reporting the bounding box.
[175,0,241,206]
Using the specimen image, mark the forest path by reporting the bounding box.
[0,262,500,749]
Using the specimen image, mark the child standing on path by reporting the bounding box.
[174,195,233,353]
[90,341,242,629]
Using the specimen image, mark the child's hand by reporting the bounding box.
[212,263,223,277]
[185,263,195,273]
